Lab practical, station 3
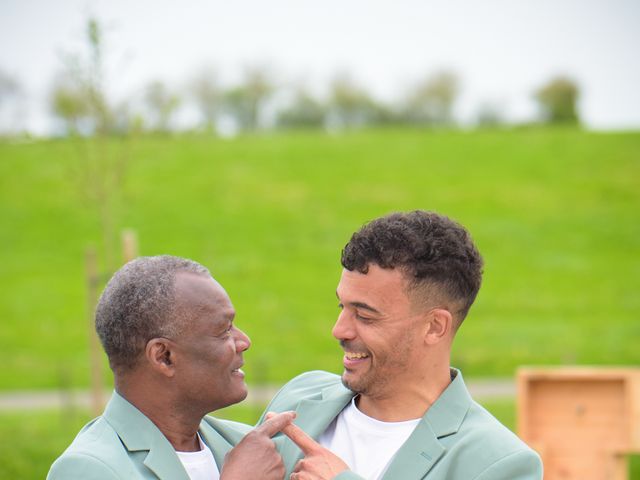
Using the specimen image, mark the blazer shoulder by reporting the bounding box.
[277,370,341,399]
[442,401,541,479]
[472,449,543,480]
[48,417,135,479]
[47,451,122,480]
[465,401,535,453]
[262,370,343,415]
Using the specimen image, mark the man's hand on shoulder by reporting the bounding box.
[220,411,296,480]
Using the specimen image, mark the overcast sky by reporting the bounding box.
[1,0,639,133]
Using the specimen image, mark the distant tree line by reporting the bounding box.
[0,19,582,138]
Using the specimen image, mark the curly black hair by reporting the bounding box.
[341,211,483,324]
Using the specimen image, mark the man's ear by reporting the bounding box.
[424,308,453,345]
[145,338,176,378]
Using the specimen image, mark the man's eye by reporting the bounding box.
[355,313,373,322]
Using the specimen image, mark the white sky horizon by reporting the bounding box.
[1,0,639,134]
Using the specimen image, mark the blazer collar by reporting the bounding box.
[103,391,232,480]
[382,368,472,479]
[281,368,472,479]
[281,380,355,474]
[424,368,472,438]
[199,416,246,469]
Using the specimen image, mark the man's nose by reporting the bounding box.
[233,326,251,352]
[332,310,355,340]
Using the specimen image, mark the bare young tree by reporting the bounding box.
[50,19,115,136]
[50,17,133,273]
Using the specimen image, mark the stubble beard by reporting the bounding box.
[341,335,415,399]
[340,358,396,399]
[342,369,374,396]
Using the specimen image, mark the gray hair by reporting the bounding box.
[95,255,211,373]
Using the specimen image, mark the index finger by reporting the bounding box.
[281,422,322,456]
[254,411,297,437]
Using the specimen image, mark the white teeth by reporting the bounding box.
[345,352,368,359]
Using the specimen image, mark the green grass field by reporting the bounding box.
[1,128,639,391]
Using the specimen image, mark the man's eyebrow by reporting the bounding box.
[219,308,236,321]
[336,291,381,314]
[350,302,381,314]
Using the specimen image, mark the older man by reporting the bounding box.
[48,255,294,480]
[262,211,543,480]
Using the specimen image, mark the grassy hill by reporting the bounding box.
[1,128,638,390]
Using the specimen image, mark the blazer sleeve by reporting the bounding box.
[47,452,121,480]
[472,449,543,480]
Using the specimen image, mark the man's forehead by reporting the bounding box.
[338,265,407,287]
[337,266,412,302]
[174,271,233,311]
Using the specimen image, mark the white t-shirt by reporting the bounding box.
[176,433,220,480]
[318,397,421,480]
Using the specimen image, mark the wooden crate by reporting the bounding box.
[517,368,640,480]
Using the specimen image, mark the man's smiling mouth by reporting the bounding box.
[344,352,369,360]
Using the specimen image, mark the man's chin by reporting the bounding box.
[236,385,249,402]
[216,387,248,411]
[206,388,247,414]
[341,372,366,394]
[228,382,248,402]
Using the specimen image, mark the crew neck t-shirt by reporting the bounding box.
[176,433,219,480]
[318,397,421,480]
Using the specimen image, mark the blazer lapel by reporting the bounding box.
[381,420,445,479]
[143,435,190,480]
[103,391,189,480]
[281,383,354,475]
[198,417,244,471]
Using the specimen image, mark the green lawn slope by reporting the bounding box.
[1,128,638,390]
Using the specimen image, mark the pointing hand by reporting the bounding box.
[280,421,349,480]
[221,411,296,480]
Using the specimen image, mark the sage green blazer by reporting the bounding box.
[261,369,542,480]
[47,392,250,480]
